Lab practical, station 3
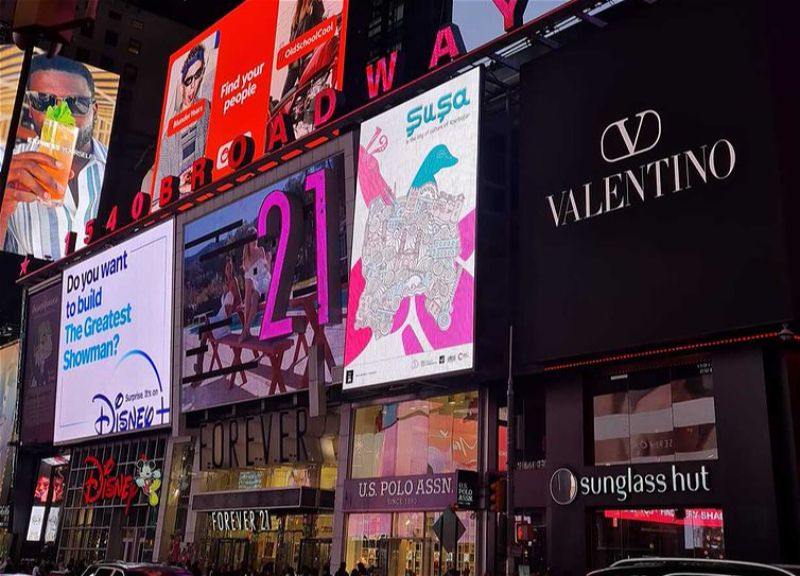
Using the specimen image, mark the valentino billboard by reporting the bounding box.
[517,0,791,363]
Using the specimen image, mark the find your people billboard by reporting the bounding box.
[54,220,174,444]
[151,0,349,207]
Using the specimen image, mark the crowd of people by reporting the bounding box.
[0,557,89,576]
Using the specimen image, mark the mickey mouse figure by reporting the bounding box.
[135,454,162,507]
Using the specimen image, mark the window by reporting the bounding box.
[590,508,724,569]
[123,63,138,84]
[591,359,717,465]
[128,38,141,56]
[109,10,122,21]
[100,55,115,71]
[104,29,118,47]
[351,392,479,479]
[76,46,91,63]
[131,18,144,30]
[80,21,94,38]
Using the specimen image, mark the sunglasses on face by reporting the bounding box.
[182,67,204,87]
[26,91,94,116]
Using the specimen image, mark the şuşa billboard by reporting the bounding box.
[343,67,481,389]
[54,220,174,444]
[21,283,62,444]
[0,48,120,260]
[181,155,346,412]
[151,0,349,208]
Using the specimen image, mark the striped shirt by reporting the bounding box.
[2,138,107,260]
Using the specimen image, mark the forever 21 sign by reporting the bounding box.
[545,109,736,228]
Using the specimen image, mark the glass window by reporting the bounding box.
[591,359,717,465]
[351,392,479,479]
[128,38,142,56]
[589,507,724,569]
[105,30,118,47]
[131,18,144,30]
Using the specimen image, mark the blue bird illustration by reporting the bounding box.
[411,144,458,190]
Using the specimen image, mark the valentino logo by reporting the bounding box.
[600,109,661,163]
[545,107,736,228]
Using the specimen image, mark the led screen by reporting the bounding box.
[344,68,480,389]
[54,220,174,443]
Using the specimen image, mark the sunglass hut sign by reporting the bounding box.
[545,109,736,227]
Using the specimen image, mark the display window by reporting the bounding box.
[351,392,479,479]
[591,359,717,465]
[589,507,724,569]
[345,512,476,576]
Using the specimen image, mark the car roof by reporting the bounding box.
[587,558,796,576]
[88,564,190,572]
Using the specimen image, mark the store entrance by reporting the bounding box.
[299,539,332,574]
[214,538,251,571]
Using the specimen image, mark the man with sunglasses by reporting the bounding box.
[156,43,210,203]
[0,55,106,260]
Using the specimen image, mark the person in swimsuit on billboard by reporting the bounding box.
[241,228,272,341]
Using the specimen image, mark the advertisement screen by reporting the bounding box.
[344,68,480,389]
[152,0,349,207]
[517,0,791,363]
[0,49,120,260]
[0,342,19,504]
[21,283,61,444]
[26,506,45,541]
[181,155,346,412]
[54,220,174,444]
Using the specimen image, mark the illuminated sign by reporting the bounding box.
[344,68,480,389]
[180,156,346,412]
[82,454,162,514]
[55,221,174,443]
[209,509,271,533]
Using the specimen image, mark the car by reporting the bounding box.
[81,562,193,576]
[588,557,800,576]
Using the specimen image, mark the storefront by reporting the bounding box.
[340,392,481,576]
[509,348,798,574]
[170,407,340,574]
[56,433,168,563]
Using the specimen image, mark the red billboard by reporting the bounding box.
[151,0,349,208]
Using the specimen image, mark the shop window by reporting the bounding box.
[345,511,476,576]
[589,507,724,569]
[590,359,717,466]
[351,392,479,479]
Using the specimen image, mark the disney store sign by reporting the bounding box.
[82,455,162,514]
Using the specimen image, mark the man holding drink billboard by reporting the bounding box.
[0,55,108,260]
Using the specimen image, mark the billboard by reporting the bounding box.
[0,342,19,505]
[0,50,120,260]
[152,0,349,207]
[54,220,174,444]
[344,68,480,389]
[517,0,790,363]
[21,283,62,444]
[181,155,346,412]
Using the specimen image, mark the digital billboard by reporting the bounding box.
[21,282,62,444]
[0,342,19,505]
[54,220,174,444]
[343,68,480,389]
[0,50,120,260]
[517,0,791,363]
[181,155,346,412]
[151,0,349,207]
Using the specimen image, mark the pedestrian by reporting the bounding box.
[33,562,43,576]
[334,563,347,576]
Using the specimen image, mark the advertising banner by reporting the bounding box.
[517,0,791,363]
[54,221,174,444]
[152,0,349,207]
[21,283,61,444]
[0,342,19,504]
[181,155,346,412]
[0,49,120,260]
[344,68,480,389]
[343,471,471,512]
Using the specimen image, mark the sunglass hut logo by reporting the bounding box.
[406,85,471,138]
[545,109,737,227]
